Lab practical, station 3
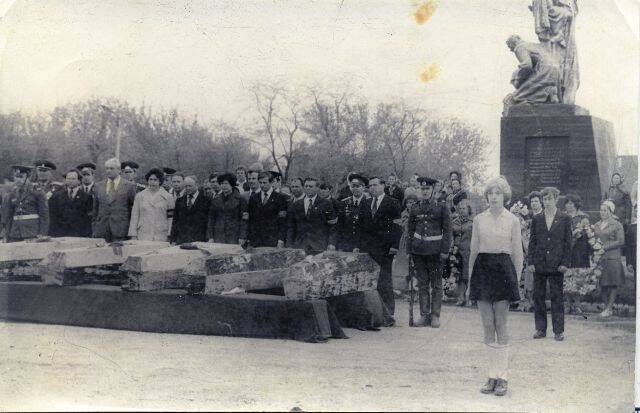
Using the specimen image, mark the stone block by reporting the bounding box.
[40,240,169,286]
[203,268,291,295]
[184,247,306,277]
[283,251,380,299]
[121,243,244,291]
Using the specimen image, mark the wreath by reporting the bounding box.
[443,245,462,297]
[563,221,605,297]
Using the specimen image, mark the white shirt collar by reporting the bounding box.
[262,187,273,197]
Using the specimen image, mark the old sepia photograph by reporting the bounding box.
[0,0,637,411]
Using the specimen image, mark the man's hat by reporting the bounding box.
[121,161,140,171]
[76,162,96,171]
[162,167,177,175]
[34,160,56,171]
[12,165,33,175]
[349,174,369,186]
[417,177,438,187]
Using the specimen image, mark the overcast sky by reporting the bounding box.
[0,0,637,172]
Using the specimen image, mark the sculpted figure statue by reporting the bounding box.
[529,0,579,103]
[503,35,561,115]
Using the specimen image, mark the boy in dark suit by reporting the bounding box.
[367,176,402,325]
[528,186,572,341]
[247,171,288,247]
[286,177,337,254]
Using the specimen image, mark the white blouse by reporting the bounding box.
[469,208,523,279]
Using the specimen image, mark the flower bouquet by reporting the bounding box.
[563,223,605,298]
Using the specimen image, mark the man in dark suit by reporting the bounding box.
[49,169,93,237]
[366,176,402,325]
[92,158,137,242]
[77,163,97,196]
[286,177,337,254]
[528,186,572,341]
[170,176,210,244]
[407,177,451,328]
[385,173,404,204]
[336,174,371,253]
[247,171,288,247]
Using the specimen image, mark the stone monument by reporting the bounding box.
[500,1,616,214]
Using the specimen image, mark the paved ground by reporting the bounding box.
[0,300,635,412]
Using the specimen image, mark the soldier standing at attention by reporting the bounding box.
[407,177,451,328]
[336,174,371,253]
[77,163,97,195]
[2,165,49,242]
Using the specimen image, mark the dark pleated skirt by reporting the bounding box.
[469,253,520,303]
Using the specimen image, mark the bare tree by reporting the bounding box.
[375,102,424,180]
[251,82,303,182]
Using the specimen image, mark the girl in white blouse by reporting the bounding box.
[468,176,523,397]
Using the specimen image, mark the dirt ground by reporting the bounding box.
[0,301,635,412]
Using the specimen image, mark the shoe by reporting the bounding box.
[533,330,546,339]
[417,315,431,327]
[554,333,564,341]
[430,316,440,328]
[494,379,508,396]
[480,378,497,394]
[383,317,396,327]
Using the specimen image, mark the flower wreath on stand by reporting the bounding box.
[443,245,463,298]
[563,220,605,299]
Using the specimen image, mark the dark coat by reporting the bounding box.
[286,195,337,253]
[2,184,49,240]
[336,196,372,252]
[528,210,572,273]
[48,186,93,237]
[207,191,248,244]
[170,192,210,244]
[247,190,288,247]
[92,178,137,240]
[407,198,451,256]
[366,195,402,255]
[385,185,404,204]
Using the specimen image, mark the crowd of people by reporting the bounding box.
[0,158,637,396]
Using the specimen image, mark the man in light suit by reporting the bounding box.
[286,177,337,255]
[528,186,572,341]
[92,157,137,242]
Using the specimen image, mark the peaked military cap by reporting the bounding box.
[12,165,33,174]
[162,167,177,175]
[349,174,369,186]
[121,161,140,171]
[34,160,56,171]
[76,162,96,171]
[417,177,438,187]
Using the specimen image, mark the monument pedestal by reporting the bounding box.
[500,104,617,214]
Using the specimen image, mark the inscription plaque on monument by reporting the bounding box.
[525,136,569,192]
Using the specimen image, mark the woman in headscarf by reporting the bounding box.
[595,200,626,318]
[604,173,632,226]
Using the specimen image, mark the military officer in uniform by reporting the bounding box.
[407,177,451,328]
[336,174,371,253]
[2,165,49,242]
[121,161,146,193]
[33,160,57,200]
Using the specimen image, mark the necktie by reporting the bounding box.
[354,199,359,208]
[68,188,73,199]
[187,194,193,207]
[106,180,114,197]
[372,197,378,215]
[262,191,268,205]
